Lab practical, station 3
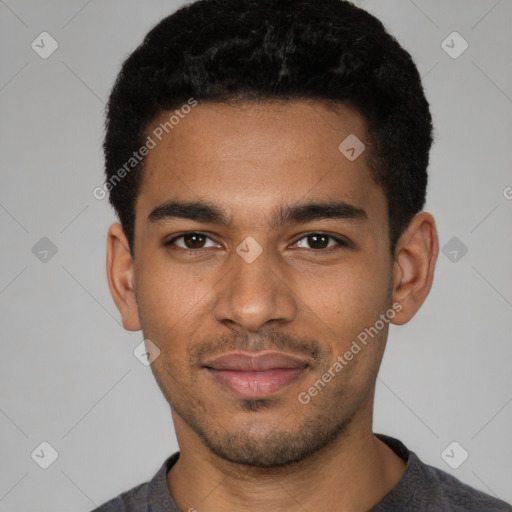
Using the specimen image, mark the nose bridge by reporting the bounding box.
[213,239,296,331]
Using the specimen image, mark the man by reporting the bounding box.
[94,0,512,510]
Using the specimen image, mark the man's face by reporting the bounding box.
[132,101,394,467]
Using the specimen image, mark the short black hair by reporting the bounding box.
[103,0,433,256]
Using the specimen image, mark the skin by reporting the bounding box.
[107,100,439,511]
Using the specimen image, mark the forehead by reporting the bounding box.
[136,101,386,226]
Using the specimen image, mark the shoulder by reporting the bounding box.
[374,434,512,512]
[90,481,149,512]
[90,452,180,512]
[415,460,512,511]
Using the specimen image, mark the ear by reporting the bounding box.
[390,212,439,326]
[106,223,141,331]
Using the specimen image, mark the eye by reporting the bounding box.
[293,233,348,250]
[166,232,219,250]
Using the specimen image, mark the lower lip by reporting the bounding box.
[206,368,306,398]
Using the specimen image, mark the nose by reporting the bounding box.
[213,241,297,332]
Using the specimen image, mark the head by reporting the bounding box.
[105,0,438,468]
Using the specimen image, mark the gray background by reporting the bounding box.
[1,0,511,510]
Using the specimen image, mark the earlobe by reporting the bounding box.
[106,223,141,331]
[390,212,439,326]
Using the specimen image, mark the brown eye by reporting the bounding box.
[306,234,329,249]
[182,233,207,249]
[166,232,218,250]
[295,233,346,250]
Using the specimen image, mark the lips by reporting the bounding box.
[203,351,308,398]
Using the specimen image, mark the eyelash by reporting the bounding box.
[164,231,349,255]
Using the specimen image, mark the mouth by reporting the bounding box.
[202,351,309,399]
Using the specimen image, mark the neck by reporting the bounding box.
[167,400,406,511]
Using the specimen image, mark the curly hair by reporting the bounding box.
[104,0,433,255]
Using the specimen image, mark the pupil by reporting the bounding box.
[185,234,205,249]
[308,234,328,249]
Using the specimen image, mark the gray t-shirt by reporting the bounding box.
[92,434,512,511]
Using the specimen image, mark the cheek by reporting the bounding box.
[135,263,197,392]
[305,267,391,395]
[136,253,209,326]
[134,273,194,365]
[297,261,390,338]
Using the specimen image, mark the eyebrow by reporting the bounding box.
[148,200,228,224]
[270,201,367,229]
[147,199,367,228]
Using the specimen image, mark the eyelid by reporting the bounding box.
[165,231,221,250]
[292,232,349,249]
